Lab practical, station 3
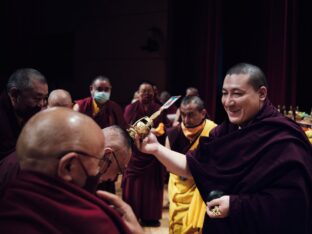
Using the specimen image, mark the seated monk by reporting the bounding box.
[0,107,143,234]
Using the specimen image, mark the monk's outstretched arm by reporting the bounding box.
[137,133,192,178]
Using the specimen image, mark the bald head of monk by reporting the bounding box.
[47,89,73,108]
[16,107,107,192]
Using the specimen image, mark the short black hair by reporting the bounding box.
[91,75,111,86]
[137,80,154,90]
[226,63,268,90]
[180,95,205,111]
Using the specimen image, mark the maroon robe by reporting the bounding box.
[75,97,127,193]
[167,124,192,153]
[0,91,21,160]
[122,100,170,221]
[187,100,312,234]
[0,170,131,234]
[0,151,19,195]
[75,97,127,129]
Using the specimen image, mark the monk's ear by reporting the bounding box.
[8,87,20,106]
[258,86,267,101]
[57,153,77,182]
[201,108,207,119]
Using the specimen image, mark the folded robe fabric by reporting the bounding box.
[0,171,131,234]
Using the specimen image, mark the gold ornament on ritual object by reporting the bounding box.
[127,96,181,140]
[127,110,161,140]
[211,206,222,216]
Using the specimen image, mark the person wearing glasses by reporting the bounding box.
[74,75,127,194]
[0,107,143,234]
[100,125,132,183]
[136,63,312,234]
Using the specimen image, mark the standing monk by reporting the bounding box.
[0,68,48,160]
[123,81,170,226]
[74,75,126,193]
[166,96,217,233]
[137,63,312,234]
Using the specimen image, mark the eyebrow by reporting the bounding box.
[222,87,245,92]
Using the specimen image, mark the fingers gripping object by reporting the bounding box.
[207,190,224,216]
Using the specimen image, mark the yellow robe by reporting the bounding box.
[168,119,217,234]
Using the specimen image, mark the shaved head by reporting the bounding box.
[48,89,73,108]
[16,107,105,174]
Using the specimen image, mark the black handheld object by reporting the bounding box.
[206,190,224,202]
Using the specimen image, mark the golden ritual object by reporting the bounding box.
[127,110,161,140]
[211,206,221,216]
[127,96,181,140]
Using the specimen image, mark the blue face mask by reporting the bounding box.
[94,91,110,104]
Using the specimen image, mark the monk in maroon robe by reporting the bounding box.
[0,68,48,160]
[137,63,312,234]
[123,82,170,226]
[0,108,143,234]
[74,76,126,193]
[74,76,126,129]
[0,89,74,195]
[0,171,131,234]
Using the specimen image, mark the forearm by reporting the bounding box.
[155,143,192,178]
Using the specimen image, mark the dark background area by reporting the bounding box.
[1,0,311,123]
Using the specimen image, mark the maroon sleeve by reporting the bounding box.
[123,103,135,124]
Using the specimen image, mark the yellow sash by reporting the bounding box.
[92,99,100,117]
[169,119,217,234]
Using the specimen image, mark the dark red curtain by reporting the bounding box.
[266,0,298,108]
[198,1,222,121]
[168,0,310,123]
[167,0,222,120]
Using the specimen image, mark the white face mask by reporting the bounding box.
[93,91,111,104]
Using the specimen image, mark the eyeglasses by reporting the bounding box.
[75,150,125,176]
[75,151,111,175]
[111,151,125,175]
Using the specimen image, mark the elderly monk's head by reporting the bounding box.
[222,63,268,126]
[47,89,73,108]
[16,107,109,193]
[7,68,49,121]
[100,126,132,182]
